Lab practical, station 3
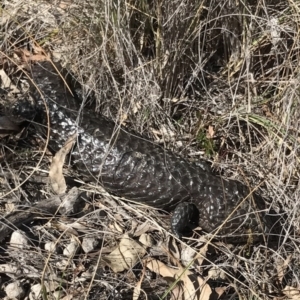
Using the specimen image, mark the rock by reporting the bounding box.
[5,281,25,299]
[44,242,62,254]
[29,283,42,300]
[82,237,100,253]
[63,238,80,257]
[10,231,28,249]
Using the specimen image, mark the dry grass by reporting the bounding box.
[0,0,300,299]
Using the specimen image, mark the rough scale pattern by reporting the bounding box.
[11,62,281,241]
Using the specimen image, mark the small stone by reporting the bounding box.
[44,242,61,253]
[56,259,72,270]
[29,283,42,300]
[10,231,28,249]
[5,281,25,299]
[63,238,80,257]
[82,237,100,253]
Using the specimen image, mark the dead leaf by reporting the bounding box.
[206,125,215,139]
[49,134,76,194]
[181,273,211,300]
[208,267,226,281]
[60,295,73,300]
[132,101,141,114]
[133,263,147,300]
[0,69,20,93]
[152,125,176,143]
[167,236,181,263]
[276,255,292,284]
[120,112,128,124]
[111,221,124,233]
[182,241,208,268]
[58,1,74,10]
[139,233,154,248]
[133,283,141,300]
[146,258,178,277]
[102,234,147,273]
[14,48,48,63]
[283,286,300,299]
[132,220,157,237]
[215,286,228,298]
[5,202,15,213]
[145,258,212,300]
[50,221,79,237]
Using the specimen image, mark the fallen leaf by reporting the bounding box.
[215,286,228,298]
[182,240,208,268]
[133,278,143,300]
[276,255,292,284]
[283,286,300,299]
[111,221,124,233]
[145,258,212,300]
[132,101,141,114]
[208,267,226,281]
[0,69,20,93]
[5,202,15,213]
[102,234,147,273]
[168,236,181,263]
[49,134,76,194]
[58,1,73,10]
[60,295,73,300]
[206,125,215,139]
[50,221,79,237]
[182,273,211,300]
[120,112,128,124]
[139,233,154,248]
[15,48,48,63]
[132,221,157,237]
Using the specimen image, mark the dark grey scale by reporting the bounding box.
[9,61,283,242]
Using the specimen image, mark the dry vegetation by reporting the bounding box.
[0,0,300,299]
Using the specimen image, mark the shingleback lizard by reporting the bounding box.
[11,61,282,242]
